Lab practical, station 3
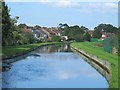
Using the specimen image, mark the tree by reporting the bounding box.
[51,35,61,42]
[58,24,88,42]
[74,34,84,42]
[118,27,120,56]
[92,23,118,39]
[81,26,89,31]
[2,1,35,46]
[59,23,70,36]
[2,1,12,46]
[21,29,35,44]
[83,32,91,41]
[18,24,27,29]
[92,28,102,39]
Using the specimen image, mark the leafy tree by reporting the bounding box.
[92,28,102,39]
[2,1,36,46]
[51,35,61,42]
[2,1,21,46]
[74,34,84,42]
[59,23,87,42]
[21,29,35,44]
[81,26,89,31]
[59,23,70,36]
[83,32,91,41]
[2,1,12,46]
[18,24,27,29]
[118,27,120,56]
[92,24,118,39]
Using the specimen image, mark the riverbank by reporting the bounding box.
[71,42,118,88]
[71,46,111,82]
[2,42,61,60]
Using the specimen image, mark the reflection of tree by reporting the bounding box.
[60,44,71,52]
[32,44,71,54]
[45,44,70,53]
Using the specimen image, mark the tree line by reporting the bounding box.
[92,24,118,39]
[59,23,118,42]
[59,23,91,42]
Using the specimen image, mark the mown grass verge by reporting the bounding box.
[2,42,60,60]
[71,42,118,88]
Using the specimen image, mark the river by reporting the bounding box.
[2,44,108,88]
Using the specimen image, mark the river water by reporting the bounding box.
[2,44,108,88]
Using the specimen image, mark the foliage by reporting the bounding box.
[18,24,27,29]
[20,29,35,44]
[92,24,118,39]
[2,1,35,46]
[118,27,120,55]
[59,23,87,42]
[73,34,83,42]
[2,1,12,46]
[51,35,61,42]
[92,29,102,39]
[91,38,100,42]
[80,26,89,31]
[83,32,91,41]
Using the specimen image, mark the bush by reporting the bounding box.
[51,35,61,42]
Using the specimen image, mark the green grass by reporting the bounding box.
[71,42,118,88]
[2,42,60,58]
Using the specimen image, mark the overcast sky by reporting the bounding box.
[5,0,119,29]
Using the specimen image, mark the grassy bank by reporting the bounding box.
[71,42,118,88]
[2,42,60,60]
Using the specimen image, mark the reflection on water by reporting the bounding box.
[31,44,72,54]
[2,44,108,88]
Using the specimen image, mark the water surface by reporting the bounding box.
[2,44,108,88]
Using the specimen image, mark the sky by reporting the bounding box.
[5,0,119,29]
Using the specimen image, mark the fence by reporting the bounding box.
[103,36,118,53]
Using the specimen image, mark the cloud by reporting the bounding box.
[54,0,79,7]
[79,2,118,13]
[5,0,120,2]
[37,0,80,8]
[5,0,118,13]
[39,0,118,10]
[88,2,117,9]
[104,3,118,8]
[39,0,51,4]
[57,71,78,80]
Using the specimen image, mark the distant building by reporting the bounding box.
[61,36,68,41]
[32,29,48,41]
[101,33,107,40]
[52,30,61,36]
[101,32,115,40]
[46,27,62,36]
[21,28,32,34]
[87,30,94,37]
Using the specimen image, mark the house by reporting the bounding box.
[101,32,115,40]
[46,27,62,36]
[32,29,48,41]
[87,30,94,37]
[52,30,61,36]
[32,30,40,38]
[46,29,55,35]
[21,28,33,34]
[101,32,107,40]
[61,36,68,41]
